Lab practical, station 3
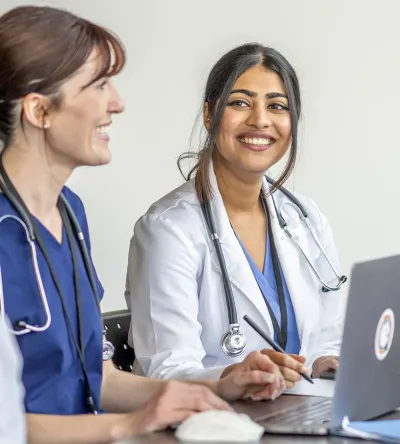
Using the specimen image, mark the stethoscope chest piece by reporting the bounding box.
[102,334,115,361]
[221,324,247,357]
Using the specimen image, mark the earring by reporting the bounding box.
[43,121,50,129]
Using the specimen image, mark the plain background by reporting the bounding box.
[2,0,400,311]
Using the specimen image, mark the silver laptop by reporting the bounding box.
[254,254,400,436]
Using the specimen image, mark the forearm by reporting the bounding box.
[27,413,132,444]
[101,361,165,413]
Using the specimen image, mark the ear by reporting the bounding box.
[22,93,53,130]
[203,101,211,130]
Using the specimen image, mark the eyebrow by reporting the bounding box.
[230,89,288,100]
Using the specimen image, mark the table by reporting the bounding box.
[116,395,400,443]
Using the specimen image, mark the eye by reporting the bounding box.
[227,99,250,108]
[97,79,108,90]
[268,103,289,111]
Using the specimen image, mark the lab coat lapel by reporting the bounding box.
[207,167,274,336]
[263,180,320,354]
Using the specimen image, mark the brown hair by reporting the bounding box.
[178,43,301,202]
[0,6,126,148]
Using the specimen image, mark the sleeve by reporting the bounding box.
[304,200,345,368]
[125,214,227,381]
[0,317,26,443]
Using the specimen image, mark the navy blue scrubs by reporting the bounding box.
[0,187,104,414]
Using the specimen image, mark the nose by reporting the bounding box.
[108,80,125,114]
[246,103,272,129]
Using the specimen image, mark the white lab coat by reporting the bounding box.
[0,317,26,444]
[125,166,344,381]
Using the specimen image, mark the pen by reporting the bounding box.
[243,315,314,384]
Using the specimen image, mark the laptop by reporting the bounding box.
[253,254,400,436]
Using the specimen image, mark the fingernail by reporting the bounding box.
[301,366,309,373]
[251,395,263,401]
[264,373,275,383]
[271,389,280,401]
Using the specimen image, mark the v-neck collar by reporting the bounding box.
[33,215,67,252]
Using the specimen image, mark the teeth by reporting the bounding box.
[96,125,110,135]
[239,137,274,146]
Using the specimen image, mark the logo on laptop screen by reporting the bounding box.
[374,308,395,361]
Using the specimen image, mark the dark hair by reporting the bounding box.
[178,43,301,202]
[0,6,126,148]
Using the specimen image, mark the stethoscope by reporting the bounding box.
[201,176,347,357]
[0,159,115,413]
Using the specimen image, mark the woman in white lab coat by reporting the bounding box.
[126,43,345,388]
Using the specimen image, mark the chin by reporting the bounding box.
[243,154,283,175]
[90,146,112,166]
[236,160,272,176]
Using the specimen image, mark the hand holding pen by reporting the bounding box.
[244,315,314,385]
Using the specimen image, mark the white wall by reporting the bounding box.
[2,0,400,311]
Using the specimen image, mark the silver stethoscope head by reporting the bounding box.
[221,323,247,357]
[102,332,116,361]
[278,201,347,292]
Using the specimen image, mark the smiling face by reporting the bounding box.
[207,64,292,178]
[42,49,125,168]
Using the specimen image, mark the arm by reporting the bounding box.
[26,413,132,444]
[25,362,146,444]
[27,375,231,444]
[305,201,345,373]
[100,360,165,413]
[101,354,286,408]
[126,214,227,381]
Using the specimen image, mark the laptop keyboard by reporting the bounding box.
[255,398,332,426]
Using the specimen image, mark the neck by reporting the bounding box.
[213,155,264,215]
[1,142,73,220]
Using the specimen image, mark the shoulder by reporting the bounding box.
[139,181,200,227]
[146,179,198,217]
[133,179,204,244]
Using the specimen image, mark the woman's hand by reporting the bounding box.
[260,349,310,389]
[218,351,285,401]
[312,356,339,378]
[115,381,231,438]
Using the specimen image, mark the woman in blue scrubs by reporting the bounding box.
[126,44,343,386]
[0,7,285,443]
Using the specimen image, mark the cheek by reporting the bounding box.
[219,111,240,133]
[276,116,292,143]
[217,111,241,147]
[54,109,92,136]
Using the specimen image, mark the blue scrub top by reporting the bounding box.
[236,226,301,355]
[0,187,104,415]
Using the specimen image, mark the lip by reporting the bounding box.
[236,131,276,152]
[97,133,110,142]
[96,122,112,142]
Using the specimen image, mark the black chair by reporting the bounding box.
[102,309,135,372]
